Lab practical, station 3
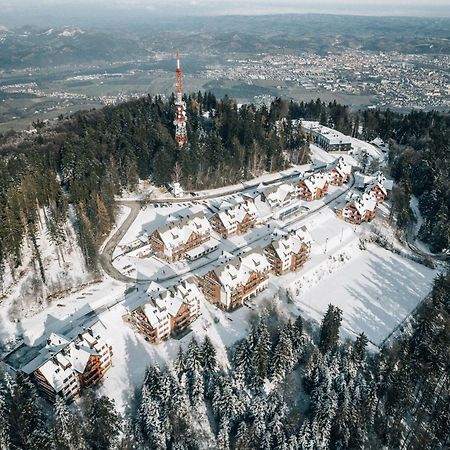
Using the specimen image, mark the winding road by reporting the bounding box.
[99,173,356,285]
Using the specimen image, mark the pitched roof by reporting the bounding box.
[269,226,312,261]
[155,212,211,252]
[302,172,330,194]
[214,200,258,230]
[136,279,201,328]
[327,156,352,177]
[212,248,270,293]
[262,183,297,208]
[350,191,378,216]
[21,324,110,393]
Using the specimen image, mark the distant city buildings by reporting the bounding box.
[202,50,449,110]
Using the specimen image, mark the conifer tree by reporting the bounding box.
[319,305,343,354]
[53,396,85,450]
[82,395,122,450]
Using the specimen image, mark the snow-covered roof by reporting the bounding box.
[366,172,390,196]
[212,248,270,293]
[21,323,111,393]
[300,120,352,145]
[213,200,258,230]
[350,191,378,216]
[269,226,312,261]
[301,172,330,194]
[155,212,211,253]
[261,183,297,208]
[133,278,201,329]
[327,156,352,177]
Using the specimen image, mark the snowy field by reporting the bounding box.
[290,243,436,346]
[94,239,437,410]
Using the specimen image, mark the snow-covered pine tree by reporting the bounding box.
[233,337,255,385]
[235,421,252,450]
[185,338,203,376]
[189,367,204,409]
[0,381,11,449]
[319,304,343,354]
[8,372,52,450]
[201,336,217,373]
[52,395,85,450]
[216,418,230,450]
[137,386,166,450]
[82,394,122,450]
[270,324,296,382]
[252,317,271,387]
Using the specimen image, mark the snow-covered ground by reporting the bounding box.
[0,158,440,413]
[0,208,93,320]
[95,237,436,410]
[113,182,349,281]
[290,243,436,346]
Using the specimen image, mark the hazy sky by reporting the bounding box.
[0,0,449,27]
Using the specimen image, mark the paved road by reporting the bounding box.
[100,174,355,285]
[99,200,142,283]
[135,168,308,205]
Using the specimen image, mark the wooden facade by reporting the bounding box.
[298,179,329,201]
[265,241,310,276]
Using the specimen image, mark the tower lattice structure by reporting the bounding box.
[174,51,187,148]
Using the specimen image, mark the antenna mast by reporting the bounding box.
[174,51,187,148]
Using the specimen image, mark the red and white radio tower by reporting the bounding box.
[174,51,188,148]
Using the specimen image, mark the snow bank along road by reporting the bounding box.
[100,174,355,284]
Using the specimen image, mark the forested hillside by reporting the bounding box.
[360,109,450,253]
[0,93,309,282]
[0,270,448,449]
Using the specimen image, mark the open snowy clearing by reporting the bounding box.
[290,243,437,346]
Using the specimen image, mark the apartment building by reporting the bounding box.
[327,156,352,186]
[209,200,258,238]
[342,191,378,224]
[301,121,352,152]
[126,278,201,344]
[264,227,312,275]
[21,323,113,403]
[150,212,212,262]
[260,183,298,210]
[200,249,271,311]
[298,172,330,201]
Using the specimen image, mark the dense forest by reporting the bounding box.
[0,270,448,449]
[0,93,448,288]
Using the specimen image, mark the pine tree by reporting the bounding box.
[353,332,368,364]
[189,367,204,408]
[201,336,217,373]
[271,325,296,382]
[8,372,51,450]
[216,419,230,450]
[82,395,122,450]
[53,396,85,450]
[0,381,11,449]
[319,305,343,354]
[253,317,271,386]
